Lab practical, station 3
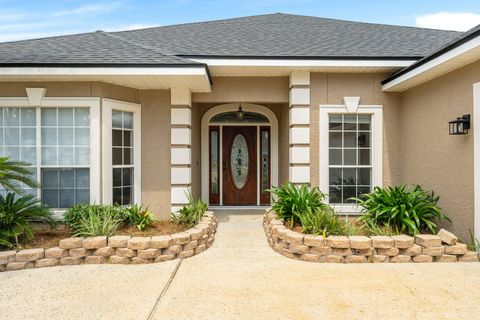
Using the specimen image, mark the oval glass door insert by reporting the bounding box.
[231,134,249,189]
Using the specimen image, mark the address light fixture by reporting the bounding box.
[449,114,470,135]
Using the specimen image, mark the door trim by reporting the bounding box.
[201,103,278,205]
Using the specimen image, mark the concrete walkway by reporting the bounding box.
[1,211,480,319]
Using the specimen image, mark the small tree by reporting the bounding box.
[0,157,38,193]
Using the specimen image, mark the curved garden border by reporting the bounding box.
[0,212,217,272]
[263,210,479,263]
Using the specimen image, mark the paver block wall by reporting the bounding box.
[263,212,479,263]
[0,212,217,272]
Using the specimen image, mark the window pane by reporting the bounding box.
[343,187,356,203]
[359,149,371,165]
[59,169,74,188]
[75,128,90,146]
[112,111,123,128]
[123,112,133,129]
[329,114,342,130]
[123,131,132,147]
[357,187,371,198]
[122,187,132,205]
[21,128,36,145]
[41,109,57,126]
[329,186,342,204]
[358,115,371,131]
[358,168,371,186]
[75,108,90,126]
[58,147,74,166]
[76,189,90,204]
[329,149,341,165]
[112,148,122,165]
[42,190,58,208]
[358,132,370,148]
[210,130,218,195]
[123,148,132,165]
[42,169,58,188]
[5,108,20,126]
[42,147,57,165]
[58,128,74,145]
[42,128,57,145]
[75,147,89,166]
[58,109,73,126]
[344,115,357,130]
[112,130,122,147]
[4,147,19,160]
[21,108,36,126]
[329,132,342,148]
[113,168,122,188]
[123,168,132,186]
[344,132,356,147]
[59,189,75,208]
[76,169,90,188]
[343,168,356,185]
[21,147,36,164]
[113,188,122,205]
[5,128,19,145]
[329,168,342,185]
[343,149,357,165]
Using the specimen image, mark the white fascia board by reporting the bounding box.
[0,66,207,76]
[189,58,416,68]
[382,35,480,92]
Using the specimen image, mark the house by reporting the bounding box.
[0,13,478,240]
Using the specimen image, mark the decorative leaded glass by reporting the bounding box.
[231,134,249,189]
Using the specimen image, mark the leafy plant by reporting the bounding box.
[64,204,122,231]
[362,220,399,236]
[354,185,450,236]
[171,191,207,228]
[0,193,57,248]
[123,204,156,231]
[295,206,344,237]
[0,157,38,193]
[268,183,329,227]
[73,210,122,237]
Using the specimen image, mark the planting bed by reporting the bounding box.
[264,211,479,263]
[0,212,217,272]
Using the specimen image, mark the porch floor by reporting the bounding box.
[1,212,480,319]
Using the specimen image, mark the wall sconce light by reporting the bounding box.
[236,104,244,121]
[449,114,470,135]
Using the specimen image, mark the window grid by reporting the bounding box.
[328,114,372,204]
[112,110,134,205]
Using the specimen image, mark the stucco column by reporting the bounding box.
[289,71,311,184]
[170,87,192,212]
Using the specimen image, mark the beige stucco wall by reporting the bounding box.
[309,73,403,188]
[400,60,480,239]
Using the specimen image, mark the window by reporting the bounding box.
[0,104,97,209]
[112,110,134,205]
[209,126,219,204]
[102,99,141,206]
[328,114,371,204]
[260,126,270,204]
[319,103,382,213]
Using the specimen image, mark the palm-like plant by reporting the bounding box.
[0,157,38,193]
[0,193,57,248]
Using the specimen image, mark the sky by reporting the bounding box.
[0,0,480,42]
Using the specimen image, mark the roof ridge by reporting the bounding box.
[109,12,461,35]
[98,31,195,64]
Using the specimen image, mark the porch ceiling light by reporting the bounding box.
[448,114,470,135]
[236,105,245,121]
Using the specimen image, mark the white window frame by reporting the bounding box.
[319,104,383,214]
[102,98,141,205]
[0,96,101,214]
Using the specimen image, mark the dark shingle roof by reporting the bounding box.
[0,13,462,66]
[112,13,460,58]
[0,30,199,66]
[383,23,480,84]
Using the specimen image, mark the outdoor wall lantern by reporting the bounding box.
[449,114,471,135]
[236,105,245,121]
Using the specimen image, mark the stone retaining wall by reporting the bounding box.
[263,211,479,263]
[0,212,217,272]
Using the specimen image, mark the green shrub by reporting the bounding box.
[268,183,329,227]
[123,204,156,231]
[354,185,450,236]
[171,192,207,228]
[0,157,38,193]
[465,230,480,252]
[65,205,123,237]
[295,206,344,237]
[0,193,57,248]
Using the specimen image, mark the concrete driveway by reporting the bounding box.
[1,211,480,320]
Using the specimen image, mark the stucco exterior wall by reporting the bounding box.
[400,60,480,239]
[309,73,403,188]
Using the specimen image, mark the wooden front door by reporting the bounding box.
[222,126,257,205]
